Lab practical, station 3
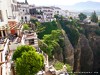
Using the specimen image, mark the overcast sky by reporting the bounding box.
[17,0,100,6]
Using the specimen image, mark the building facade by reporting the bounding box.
[30,6,70,22]
[17,0,30,23]
[0,0,21,38]
[36,6,55,22]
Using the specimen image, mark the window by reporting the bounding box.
[0,10,3,22]
[37,16,41,19]
[25,16,26,19]
[29,39,34,45]
[21,17,23,19]
[57,11,59,13]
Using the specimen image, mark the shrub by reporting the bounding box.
[38,21,58,39]
[66,64,75,75]
[23,24,29,30]
[54,61,64,70]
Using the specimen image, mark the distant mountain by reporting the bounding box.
[59,1,100,12]
[73,1,100,10]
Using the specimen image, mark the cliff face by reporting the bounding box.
[74,34,93,72]
[84,25,100,72]
[53,20,100,72]
[73,25,100,72]
[61,30,74,67]
[74,38,81,72]
[88,34,100,72]
[80,34,93,72]
[54,46,63,62]
[62,24,100,72]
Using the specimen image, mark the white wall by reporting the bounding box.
[6,0,13,18]
[0,0,8,26]
[2,39,10,75]
[18,3,30,22]
[36,7,55,22]
[21,15,30,22]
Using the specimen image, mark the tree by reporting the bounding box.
[16,51,44,75]
[23,24,30,30]
[12,45,44,75]
[41,30,62,58]
[30,19,45,34]
[30,19,38,24]
[38,21,58,39]
[12,45,35,61]
[91,11,98,23]
[35,21,45,33]
[78,13,87,21]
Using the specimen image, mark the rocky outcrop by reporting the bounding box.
[54,46,63,62]
[80,34,93,72]
[74,38,81,72]
[74,34,94,72]
[88,34,100,72]
[62,30,74,67]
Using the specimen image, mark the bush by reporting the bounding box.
[54,61,64,70]
[30,19,38,25]
[38,21,58,39]
[23,24,29,31]
[66,64,75,75]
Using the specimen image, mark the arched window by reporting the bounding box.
[25,16,27,19]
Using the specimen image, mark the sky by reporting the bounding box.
[17,0,100,6]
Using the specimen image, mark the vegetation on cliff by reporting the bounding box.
[32,13,100,73]
[91,11,98,23]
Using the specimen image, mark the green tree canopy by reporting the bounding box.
[91,11,98,23]
[12,45,36,61]
[38,21,58,39]
[12,45,44,75]
[78,13,87,21]
[40,30,62,58]
[30,19,45,34]
[23,24,30,30]
[16,51,44,75]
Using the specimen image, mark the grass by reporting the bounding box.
[53,61,64,70]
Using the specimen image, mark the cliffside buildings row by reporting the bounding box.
[0,0,78,37]
[30,6,79,22]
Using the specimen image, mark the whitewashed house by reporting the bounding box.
[36,6,55,22]
[17,0,30,23]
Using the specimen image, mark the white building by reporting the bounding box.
[68,11,79,19]
[17,0,30,23]
[51,6,61,15]
[35,6,70,22]
[0,0,8,26]
[36,6,55,22]
[0,0,20,38]
[7,0,18,19]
